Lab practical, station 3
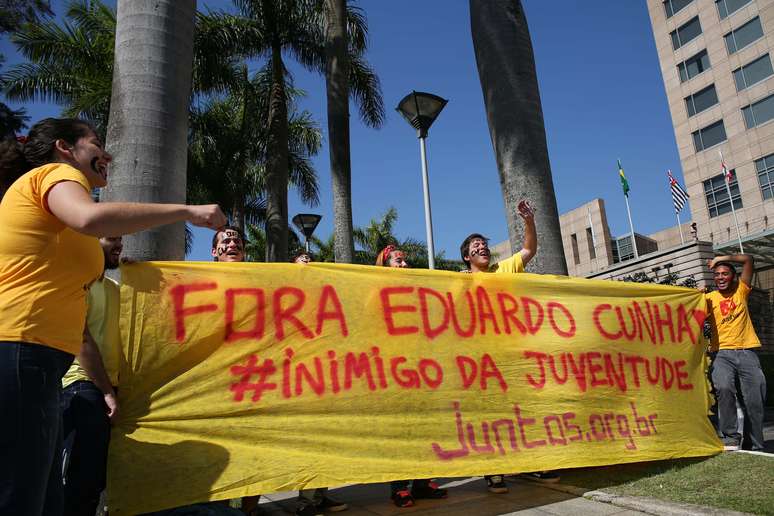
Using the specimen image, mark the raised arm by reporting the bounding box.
[709,254,754,286]
[517,200,537,266]
[46,181,226,237]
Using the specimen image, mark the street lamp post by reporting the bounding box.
[292,213,322,254]
[396,91,448,269]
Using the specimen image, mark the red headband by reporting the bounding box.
[381,245,396,263]
[15,135,28,144]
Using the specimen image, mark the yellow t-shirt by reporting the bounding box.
[63,276,121,388]
[0,163,103,355]
[705,281,761,350]
[491,252,525,274]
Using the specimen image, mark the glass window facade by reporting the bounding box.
[665,0,694,18]
[755,154,774,200]
[671,17,702,50]
[685,84,719,116]
[716,0,753,19]
[742,93,774,128]
[678,49,711,82]
[724,17,763,54]
[733,54,774,91]
[692,120,727,152]
[703,173,742,218]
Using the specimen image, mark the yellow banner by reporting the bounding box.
[108,262,721,514]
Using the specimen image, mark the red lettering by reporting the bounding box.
[593,304,622,340]
[225,288,265,342]
[676,304,696,345]
[456,356,478,389]
[315,285,348,337]
[390,357,420,388]
[587,352,606,387]
[419,287,450,339]
[447,291,476,337]
[170,282,218,342]
[514,405,547,448]
[653,304,676,344]
[273,287,314,340]
[547,301,576,338]
[615,306,637,341]
[418,359,443,388]
[344,352,376,391]
[496,293,527,335]
[521,297,544,334]
[476,287,501,335]
[675,360,693,390]
[480,353,508,392]
[524,351,548,388]
[380,287,419,336]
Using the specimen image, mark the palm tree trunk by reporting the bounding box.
[103,0,196,261]
[470,0,567,275]
[264,43,290,262]
[325,0,354,263]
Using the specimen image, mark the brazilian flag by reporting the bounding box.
[617,159,630,197]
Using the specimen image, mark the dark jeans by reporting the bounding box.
[0,341,73,516]
[390,479,430,493]
[711,349,767,451]
[61,380,111,516]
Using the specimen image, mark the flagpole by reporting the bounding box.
[618,159,638,259]
[719,151,745,253]
[676,212,684,244]
[624,193,639,259]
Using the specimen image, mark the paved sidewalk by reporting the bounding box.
[256,476,649,515]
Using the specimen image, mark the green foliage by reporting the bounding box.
[245,224,303,262]
[187,65,322,231]
[2,0,115,134]
[0,0,52,35]
[306,206,463,270]
[620,271,697,287]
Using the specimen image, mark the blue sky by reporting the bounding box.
[1,1,685,262]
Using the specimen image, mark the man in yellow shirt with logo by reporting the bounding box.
[705,254,767,451]
[61,236,123,516]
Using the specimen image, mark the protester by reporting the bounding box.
[293,251,312,264]
[705,254,767,451]
[0,117,226,516]
[290,250,349,516]
[376,245,449,507]
[61,236,123,516]
[459,200,559,492]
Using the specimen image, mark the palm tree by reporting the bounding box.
[212,0,383,262]
[2,0,116,134]
[188,66,322,232]
[2,1,240,136]
[469,0,567,275]
[98,0,196,261]
[323,0,353,263]
[245,223,304,262]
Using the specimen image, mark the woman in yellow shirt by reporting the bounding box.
[0,118,226,516]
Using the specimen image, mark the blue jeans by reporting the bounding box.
[711,349,767,451]
[0,341,73,516]
[61,381,111,516]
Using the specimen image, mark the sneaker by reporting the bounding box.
[391,490,415,508]
[411,480,448,500]
[519,471,561,483]
[316,496,348,512]
[485,475,508,494]
[722,437,740,451]
[296,505,323,516]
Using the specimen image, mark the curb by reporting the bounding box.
[538,482,753,516]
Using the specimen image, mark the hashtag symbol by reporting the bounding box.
[229,354,277,402]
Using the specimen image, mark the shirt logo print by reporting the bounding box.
[719,298,736,317]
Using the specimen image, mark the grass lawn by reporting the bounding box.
[559,453,774,515]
